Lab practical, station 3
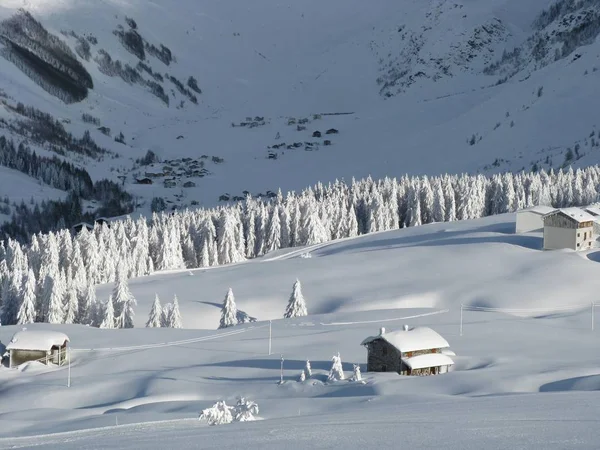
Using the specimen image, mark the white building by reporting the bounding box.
[542,208,595,251]
[4,330,69,369]
[583,205,600,238]
[515,206,557,234]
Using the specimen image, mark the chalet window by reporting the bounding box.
[577,243,580,247]
[382,346,388,356]
[578,233,581,237]
[382,364,388,371]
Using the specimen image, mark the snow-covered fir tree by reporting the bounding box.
[16,268,36,324]
[328,352,345,381]
[234,397,259,422]
[46,274,65,324]
[146,294,163,328]
[284,279,307,318]
[167,295,182,328]
[219,288,237,329]
[83,285,99,326]
[64,284,79,324]
[199,401,234,426]
[161,302,172,327]
[99,296,115,329]
[112,264,136,328]
[351,364,362,382]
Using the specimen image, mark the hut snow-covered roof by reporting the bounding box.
[361,326,449,353]
[5,330,69,352]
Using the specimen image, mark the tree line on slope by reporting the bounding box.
[0,135,134,242]
[0,166,599,326]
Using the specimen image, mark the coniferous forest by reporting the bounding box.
[0,165,598,327]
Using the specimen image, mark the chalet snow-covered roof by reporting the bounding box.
[361,326,449,353]
[5,330,69,352]
[517,205,557,216]
[543,207,596,224]
[401,353,455,370]
[584,205,600,217]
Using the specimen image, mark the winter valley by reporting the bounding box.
[2,0,600,448]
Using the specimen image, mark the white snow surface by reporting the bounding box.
[361,326,450,353]
[401,353,455,370]
[1,214,600,447]
[5,330,69,351]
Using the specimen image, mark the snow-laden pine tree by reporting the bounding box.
[351,364,362,382]
[265,205,281,253]
[328,353,345,381]
[1,267,21,325]
[305,359,312,377]
[83,285,99,326]
[301,201,328,245]
[234,397,259,422]
[284,279,307,318]
[298,370,306,382]
[112,264,136,328]
[99,296,115,329]
[443,177,457,222]
[406,181,422,227]
[168,295,182,328]
[64,284,79,324]
[217,210,245,265]
[199,401,234,426]
[432,178,446,223]
[16,268,36,324]
[146,294,163,327]
[219,288,237,329]
[346,204,359,238]
[161,303,172,327]
[117,295,136,329]
[46,274,65,324]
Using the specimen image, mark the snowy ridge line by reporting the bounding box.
[461,304,591,313]
[319,309,449,326]
[71,325,268,352]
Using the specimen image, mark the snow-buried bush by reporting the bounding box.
[199,398,259,425]
[0,10,93,103]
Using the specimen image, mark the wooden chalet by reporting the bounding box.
[4,330,69,368]
[361,325,454,376]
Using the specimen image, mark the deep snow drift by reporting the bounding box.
[2,214,600,447]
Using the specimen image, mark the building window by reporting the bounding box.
[382,364,388,371]
[382,346,388,356]
[577,243,580,247]
[578,233,581,237]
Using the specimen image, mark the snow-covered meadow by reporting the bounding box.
[2,213,600,447]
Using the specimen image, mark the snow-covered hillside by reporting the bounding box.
[1,0,600,230]
[2,215,600,448]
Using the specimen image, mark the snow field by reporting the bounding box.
[2,213,600,447]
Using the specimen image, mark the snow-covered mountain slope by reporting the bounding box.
[1,0,600,223]
[2,214,600,447]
